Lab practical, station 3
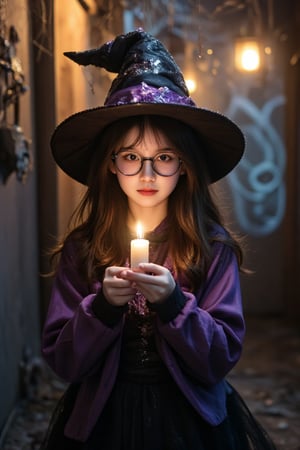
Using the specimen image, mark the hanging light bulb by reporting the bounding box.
[184,41,198,94]
[234,37,261,72]
[185,77,197,93]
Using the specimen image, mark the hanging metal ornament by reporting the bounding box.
[0,23,30,184]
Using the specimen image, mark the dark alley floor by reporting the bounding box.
[1,317,300,450]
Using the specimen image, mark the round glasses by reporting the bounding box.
[112,150,182,177]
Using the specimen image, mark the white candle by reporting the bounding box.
[130,222,149,268]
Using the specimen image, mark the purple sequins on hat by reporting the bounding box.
[105,82,196,107]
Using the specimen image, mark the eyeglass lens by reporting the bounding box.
[113,151,181,176]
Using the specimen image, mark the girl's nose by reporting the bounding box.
[139,159,156,181]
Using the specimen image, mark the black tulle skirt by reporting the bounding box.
[40,376,277,450]
[40,313,277,450]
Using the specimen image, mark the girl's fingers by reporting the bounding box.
[105,266,129,278]
[118,264,176,304]
[104,266,134,288]
[138,263,164,274]
[119,269,168,286]
[104,264,175,304]
[103,266,138,305]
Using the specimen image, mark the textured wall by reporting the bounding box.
[0,0,40,432]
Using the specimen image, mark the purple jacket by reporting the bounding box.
[42,225,245,441]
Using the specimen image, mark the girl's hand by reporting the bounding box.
[119,263,176,304]
[102,266,137,306]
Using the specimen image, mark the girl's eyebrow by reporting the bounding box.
[118,145,177,153]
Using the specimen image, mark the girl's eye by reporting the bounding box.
[122,152,140,161]
[157,153,175,162]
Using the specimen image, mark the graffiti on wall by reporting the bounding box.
[226,95,286,237]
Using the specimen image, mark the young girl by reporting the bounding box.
[41,30,276,450]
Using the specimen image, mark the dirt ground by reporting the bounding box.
[1,317,300,450]
[229,317,300,450]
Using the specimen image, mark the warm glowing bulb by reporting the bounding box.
[241,48,260,71]
[235,38,261,72]
[186,78,197,93]
[264,46,272,55]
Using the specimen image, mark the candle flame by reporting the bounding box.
[136,222,144,239]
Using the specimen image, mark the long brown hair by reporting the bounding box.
[51,115,243,291]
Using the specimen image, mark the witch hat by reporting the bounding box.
[51,29,244,184]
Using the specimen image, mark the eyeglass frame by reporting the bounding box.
[111,150,183,177]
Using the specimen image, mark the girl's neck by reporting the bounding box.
[127,209,166,234]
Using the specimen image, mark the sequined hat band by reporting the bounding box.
[105,82,196,108]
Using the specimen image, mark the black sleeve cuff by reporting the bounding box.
[148,284,187,323]
[92,289,128,327]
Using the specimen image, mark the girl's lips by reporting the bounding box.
[137,189,158,196]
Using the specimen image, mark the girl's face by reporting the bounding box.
[110,124,184,225]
